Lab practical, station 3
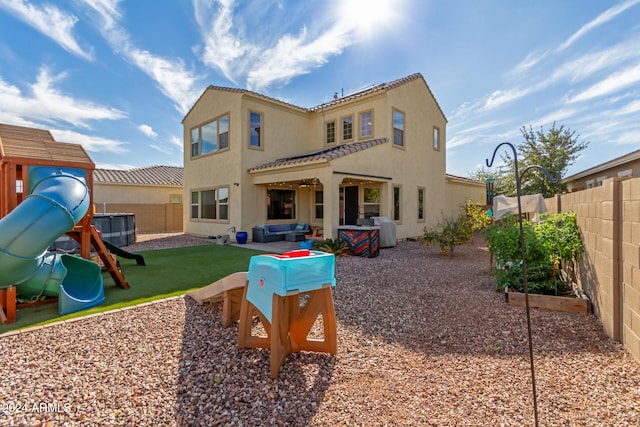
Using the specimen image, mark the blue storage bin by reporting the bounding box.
[246,250,335,322]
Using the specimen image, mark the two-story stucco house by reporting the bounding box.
[182,73,484,242]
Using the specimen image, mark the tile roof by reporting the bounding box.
[563,148,640,182]
[0,123,94,165]
[248,138,389,172]
[184,73,446,122]
[308,73,425,111]
[94,165,183,186]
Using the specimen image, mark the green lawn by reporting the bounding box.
[0,243,267,333]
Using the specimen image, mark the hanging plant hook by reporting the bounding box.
[486,141,555,427]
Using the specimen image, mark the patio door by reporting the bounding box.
[342,185,359,225]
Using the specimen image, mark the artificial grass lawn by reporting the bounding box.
[0,243,267,333]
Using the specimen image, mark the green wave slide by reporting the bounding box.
[0,166,105,315]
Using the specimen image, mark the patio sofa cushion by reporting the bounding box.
[252,223,310,243]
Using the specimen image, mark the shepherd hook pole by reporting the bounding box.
[486,142,556,427]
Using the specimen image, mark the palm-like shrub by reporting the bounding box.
[317,238,348,257]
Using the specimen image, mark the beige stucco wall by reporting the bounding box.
[183,90,315,238]
[182,77,475,242]
[92,183,183,233]
[444,179,486,216]
[93,182,182,205]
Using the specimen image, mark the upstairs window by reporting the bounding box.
[201,121,217,154]
[249,112,262,148]
[393,109,404,147]
[342,116,353,142]
[190,113,230,158]
[326,121,336,144]
[433,126,440,151]
[360,110,373,138]
[219,115,229,150]
[190,128,199,157]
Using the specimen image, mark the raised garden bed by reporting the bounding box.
[505,291,591,313]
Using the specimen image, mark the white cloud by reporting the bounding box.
[50,128,127,153]
[0,68,126,129]
[94,162,136,170]
[127,49,203,114]
[482,88,533,111]
[195,0,251,83]
[566,63,640,104]
[529,107,581,129]
[80,0,121,30]
[150,135,183,155]
[81,0,204,114]
[550,36,640,84]
[615,99,640,116]
[507,50,550,78]
[612,129,640,144]
[194,0,378,91]
[137,124,158,138]
[169,135,183,148]
[247,24,352,91]
[149,143,174,155]
[0,0,93,60]
[557,0,640,52]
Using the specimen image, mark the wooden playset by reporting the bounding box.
[0,124,129,324]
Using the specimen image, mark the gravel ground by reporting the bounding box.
[1,234,639,426]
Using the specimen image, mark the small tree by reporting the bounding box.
[423,200,491,256]
[473,122,589,198]
[422,215,472,256]
[516,123,589,197]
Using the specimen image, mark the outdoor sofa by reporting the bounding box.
[251,223,311,243]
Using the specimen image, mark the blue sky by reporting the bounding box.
[1,0,639,177]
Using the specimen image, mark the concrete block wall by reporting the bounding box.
[621,178,640,362]
[547,177,639,363]
[97,203,183,234]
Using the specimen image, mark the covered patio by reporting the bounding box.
[247,138,393,240]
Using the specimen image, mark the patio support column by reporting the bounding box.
[322,175,341,239]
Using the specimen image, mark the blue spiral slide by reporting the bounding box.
[0,166,105,315]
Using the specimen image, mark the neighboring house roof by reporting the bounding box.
[94,166,183,186]
[445,174,485,186]
[183,73,446,123]
[563,148,640,182]
[248,138,390,173]
[0,123,93,166]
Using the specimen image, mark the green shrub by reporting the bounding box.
[484,213,581,295]
[535,211,583,267]
[317,237,348,257]
[422,214,473,256]
[465,199,492,232]
[493,260,568,295]
[484,215,546,265]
